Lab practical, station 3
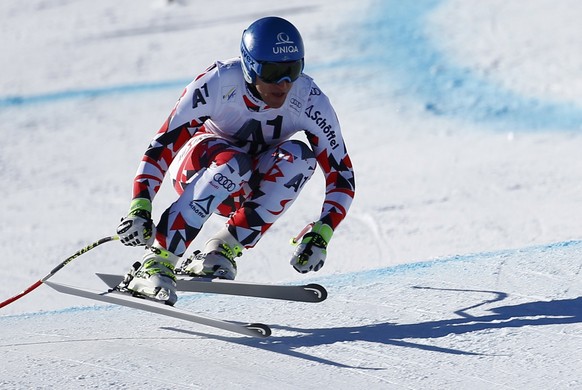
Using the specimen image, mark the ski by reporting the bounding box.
[96,273,328,303]
[44,281,271,338]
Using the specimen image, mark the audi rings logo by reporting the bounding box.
[213,173,237,192]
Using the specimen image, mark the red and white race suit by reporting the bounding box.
[131,58,355,256]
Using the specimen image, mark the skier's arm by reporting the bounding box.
[118,65,218,246]
[132,65,218,203]
[305,103,356,231]
[291,95,355,273]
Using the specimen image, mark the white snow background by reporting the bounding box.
[1,0,581,388]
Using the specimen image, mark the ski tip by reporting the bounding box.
[246,323,272,337]
[95,273,124,289]
[304,284,328,302]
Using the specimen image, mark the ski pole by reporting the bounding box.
[0,235,119,309]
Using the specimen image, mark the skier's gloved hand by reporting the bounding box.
[117,198,155,247]
[290,221,333,274]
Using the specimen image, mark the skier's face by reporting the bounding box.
[254,78,293,108]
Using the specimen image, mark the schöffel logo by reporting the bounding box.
[213,173,237,192]
[305,104,340,150]
[189,195,215,218]
[273,32,299,54]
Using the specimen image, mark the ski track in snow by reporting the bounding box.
[1,0,582,388]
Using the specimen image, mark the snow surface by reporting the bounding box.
[1,0,581,388]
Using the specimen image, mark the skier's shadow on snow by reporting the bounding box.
[163,294,582,369]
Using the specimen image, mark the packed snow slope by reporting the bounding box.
[1,0,581,389]
[1,242,581,389]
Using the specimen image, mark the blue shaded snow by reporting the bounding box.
[309,239,582,287]
[2,240,580,320]
[362,0,582,130]
[0,79,188,108]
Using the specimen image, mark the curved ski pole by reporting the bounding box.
[0,235,119,309]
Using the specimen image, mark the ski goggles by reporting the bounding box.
[256,59,304,84]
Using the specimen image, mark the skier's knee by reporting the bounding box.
[214,150,252,180]
[278,140,316,169]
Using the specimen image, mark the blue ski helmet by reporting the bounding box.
[240,16,305,84]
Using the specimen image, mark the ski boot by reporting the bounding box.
[180,228,242,280]
[124,246,179,305]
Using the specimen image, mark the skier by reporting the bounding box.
[116,16,356,304]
